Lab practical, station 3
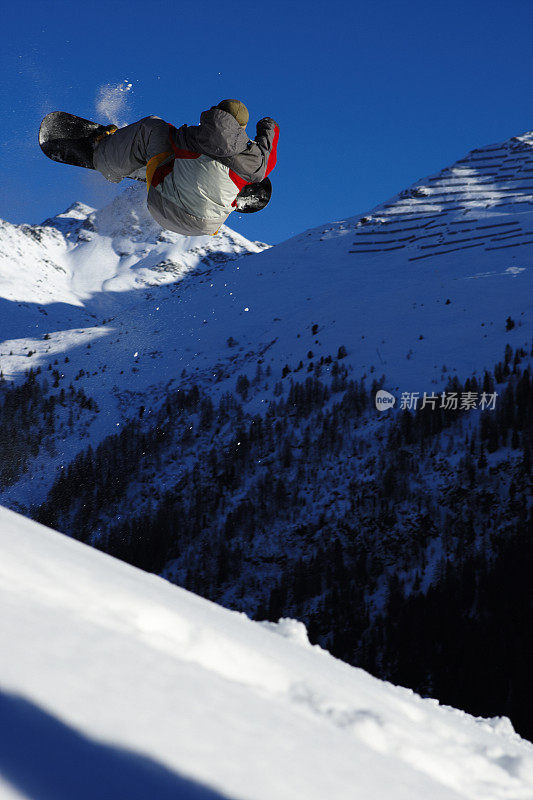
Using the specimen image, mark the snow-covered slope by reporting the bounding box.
[1,504,533,800]
[0,130,531,509]
[1,131,531,389]
[0,184,265,368]
[0,187,268,507]
[1,187,266,307]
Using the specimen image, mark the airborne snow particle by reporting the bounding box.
[95,80,133,127]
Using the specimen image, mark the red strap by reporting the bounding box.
[228,170,250,206]
[229,170,249,191]
[151,160,174,188]
[171,146,201,159]
[150,124,201,188]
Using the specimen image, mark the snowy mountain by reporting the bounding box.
[0,129,531,740]
[2,504,533,800]
[0,185,267,507]
[1,130,531,425]
[1,187,266,307]
[0,130,531,513]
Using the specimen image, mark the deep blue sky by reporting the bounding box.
[1,0,533,244]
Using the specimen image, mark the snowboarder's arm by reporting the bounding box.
[254,117,279,178]
[227,118,279,184]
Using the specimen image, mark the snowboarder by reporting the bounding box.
[90,100,279,236]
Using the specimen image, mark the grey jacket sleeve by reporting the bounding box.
[224,118,280,183]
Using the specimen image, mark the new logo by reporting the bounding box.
[375,390,396,411]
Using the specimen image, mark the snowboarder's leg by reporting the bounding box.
[93,116,170,183]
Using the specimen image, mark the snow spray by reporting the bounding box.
[95,80,133,127]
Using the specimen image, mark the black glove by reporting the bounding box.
[257,117,278,130]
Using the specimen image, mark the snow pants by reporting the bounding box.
[93,116,170,183]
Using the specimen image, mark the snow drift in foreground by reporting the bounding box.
[1,507,532,800]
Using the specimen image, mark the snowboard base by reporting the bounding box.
[39,112,102,170]
[235,178,272,213]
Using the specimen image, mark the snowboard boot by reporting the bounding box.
[68,124,118,169]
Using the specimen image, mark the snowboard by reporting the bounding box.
[39,112,105,170]
[39,112,272,213]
